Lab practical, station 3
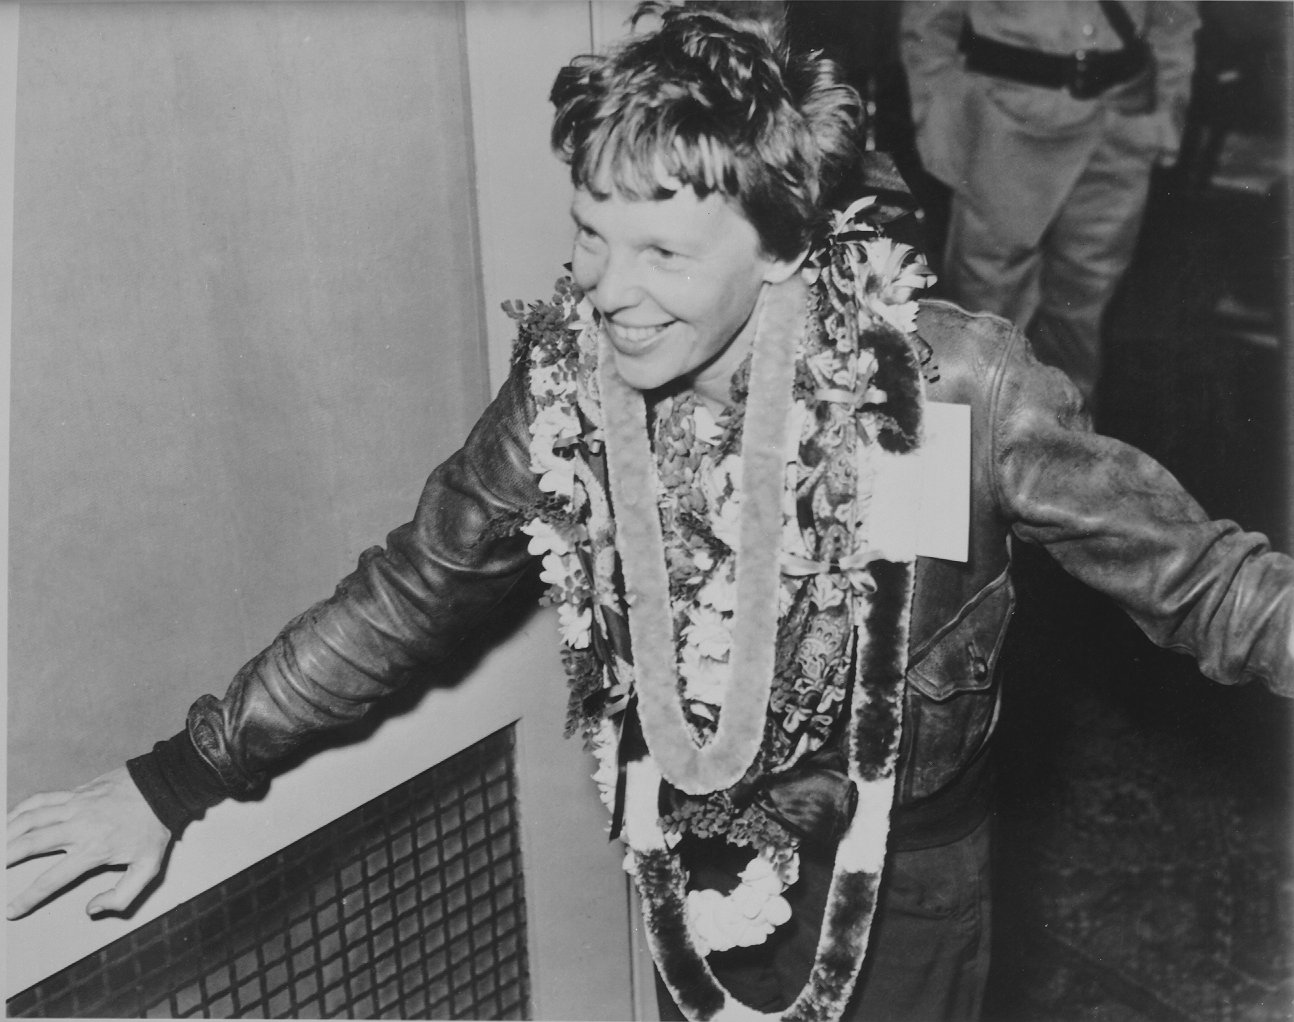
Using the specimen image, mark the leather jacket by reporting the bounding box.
[130,299,1294,840]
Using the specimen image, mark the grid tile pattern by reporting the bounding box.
[8,726,529,1019]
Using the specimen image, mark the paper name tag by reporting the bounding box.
[914,402,970,563]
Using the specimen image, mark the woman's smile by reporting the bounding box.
[605,318,677,354]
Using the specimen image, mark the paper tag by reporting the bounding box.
[915,402,970,562]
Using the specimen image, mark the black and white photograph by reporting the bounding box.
[4,2,1291,1019]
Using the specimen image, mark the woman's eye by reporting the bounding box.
[649,246,679,265]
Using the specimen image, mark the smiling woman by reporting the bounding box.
[6,5,1293,1022]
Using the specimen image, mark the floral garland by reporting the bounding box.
[600,277,803,798]
[509,196,933,1021]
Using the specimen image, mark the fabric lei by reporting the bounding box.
[508,196,933,1022]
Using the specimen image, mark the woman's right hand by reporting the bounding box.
[6,767,172,919]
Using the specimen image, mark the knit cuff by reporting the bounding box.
[126,729,230,838]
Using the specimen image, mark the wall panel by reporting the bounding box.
[9,1,487,798]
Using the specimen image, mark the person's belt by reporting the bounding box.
[959,20,1149,100]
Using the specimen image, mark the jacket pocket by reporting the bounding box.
[899,571,1014,800]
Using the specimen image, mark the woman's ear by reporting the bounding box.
[761,248,809,285]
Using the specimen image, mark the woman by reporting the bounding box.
[9,5,1291,1021]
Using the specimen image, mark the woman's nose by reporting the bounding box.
[592,251,644,311]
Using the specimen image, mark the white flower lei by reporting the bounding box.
[517,197,933,1015]
[520,293,807,951]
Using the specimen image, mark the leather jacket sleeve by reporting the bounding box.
[177,363,544,805]
[990,323,1293,693]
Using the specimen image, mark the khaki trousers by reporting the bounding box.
[941,115,1156,402]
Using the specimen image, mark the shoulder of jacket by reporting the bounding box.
[505,289,585,373]
[913,298,1037,413]
[916,298,1020,355]
[914,299,1090,448]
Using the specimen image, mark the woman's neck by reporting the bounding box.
[684,296,763,416]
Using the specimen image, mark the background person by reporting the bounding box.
[900,0,1201,404]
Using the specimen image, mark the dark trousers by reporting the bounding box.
[656,819,992,1022]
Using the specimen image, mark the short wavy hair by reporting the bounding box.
[549,1,862,262]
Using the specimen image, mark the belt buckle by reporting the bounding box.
[1069,49,1100,99]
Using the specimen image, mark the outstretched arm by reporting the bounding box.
[990,325,1293,692]
[180,363,543,805]
[6,360,546,917]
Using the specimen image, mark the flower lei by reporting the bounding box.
[509,196,933,1021]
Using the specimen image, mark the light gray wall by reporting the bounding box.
[8,1,489,800]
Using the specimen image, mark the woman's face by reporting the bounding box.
[570,184,800,403]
